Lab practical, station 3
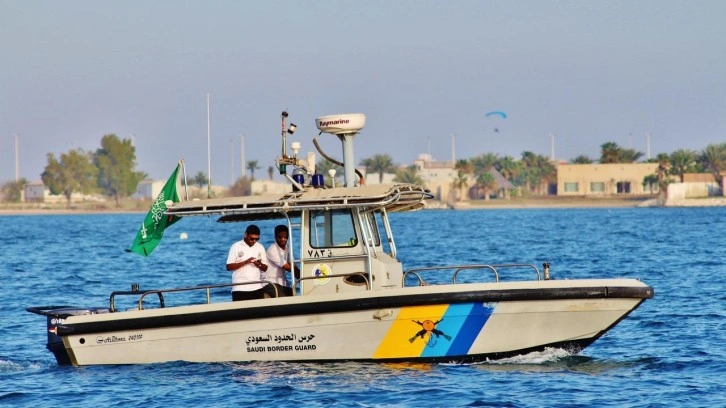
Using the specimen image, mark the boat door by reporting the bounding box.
[296,207,403,295]
[298,208,366,295]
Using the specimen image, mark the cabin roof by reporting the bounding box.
[167,183,432,221]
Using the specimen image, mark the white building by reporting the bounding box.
[132,179,167,200]
[24,181,47,202]
[23,181,104,203]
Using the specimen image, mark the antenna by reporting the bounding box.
[646,133,651,160]
[15,134,20,182]
[240,134,246,177]
[451,133,456,166]
[207,93,212,198]
[230,138,235,185]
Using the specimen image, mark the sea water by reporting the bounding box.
[1,207,724,407]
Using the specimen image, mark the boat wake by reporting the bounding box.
[482,347,575,365]
[0,358,43,373]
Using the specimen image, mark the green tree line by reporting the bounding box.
[1,134,146,206]
[2,137,724,203]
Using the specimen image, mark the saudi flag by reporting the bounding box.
[127,163,181,256]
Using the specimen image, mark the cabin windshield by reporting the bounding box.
[309,209,358,248]
[361,211,382,247]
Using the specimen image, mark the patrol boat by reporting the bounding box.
[27,112,653,366]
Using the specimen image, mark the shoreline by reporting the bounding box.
[2,196,724,216]
[445,196,726,210]
[0,208,146,216]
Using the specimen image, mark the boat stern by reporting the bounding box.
[26,306,110,366]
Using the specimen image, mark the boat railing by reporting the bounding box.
[109,281,280,312]
[402,263,541,286]
[26,305,82,318]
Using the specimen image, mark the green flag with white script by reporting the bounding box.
[127,163,181,256]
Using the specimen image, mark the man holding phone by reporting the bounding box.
[226,224,271,301]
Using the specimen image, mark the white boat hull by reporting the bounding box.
[42,279,651,366]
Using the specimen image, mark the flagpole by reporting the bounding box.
[207,92,212,198]
[181,159,189,201]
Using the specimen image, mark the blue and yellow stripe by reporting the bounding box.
[373,303,494,359]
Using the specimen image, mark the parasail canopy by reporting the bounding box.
[485,111,507,119]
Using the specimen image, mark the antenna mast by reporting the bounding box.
[15,134,19,182]
[207,93,212,198]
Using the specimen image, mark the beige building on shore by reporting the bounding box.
[556,163,660,196]
[412,154,457,202]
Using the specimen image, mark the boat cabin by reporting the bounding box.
[168,182,432,297]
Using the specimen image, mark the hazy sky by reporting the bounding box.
[2,0,725,184]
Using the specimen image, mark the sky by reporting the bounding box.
[1,0,725,185]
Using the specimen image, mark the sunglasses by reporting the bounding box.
[246,235,260,241]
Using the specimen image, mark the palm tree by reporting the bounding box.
[247,160,260,181]
[454,159,472,174]
[475,171,497,201]
[534,154,557,194]
[699,143,726,184]
[519,151,538,193]
[495,155,521,197]
[600,142,620,164]
[192,171,208,188]
[571,155,594,164]
[669,149,698,182]
[452,170,469,202]
[267,166,274,180]
[470,153,499,174]
[652,153,670,204]
[519,151,554,194]
[600,142,643,163]
[618,147,644,163]
[642,174,658,194]
[359,154,395,184]
[393,165,425,185]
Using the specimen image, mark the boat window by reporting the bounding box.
[309,209,358,248]
[363,211,381,247]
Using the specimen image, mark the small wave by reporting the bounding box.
[485,347,574,365]
[0,358,43,372]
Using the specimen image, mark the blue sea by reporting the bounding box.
[1,207,724,407]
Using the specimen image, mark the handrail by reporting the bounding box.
[26,305,77,317]
[491,263,541,281]
[110,281,280,312]
[110,290,165,312]
[402,263,541,286]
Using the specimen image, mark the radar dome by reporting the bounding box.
[315,113,366,135]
